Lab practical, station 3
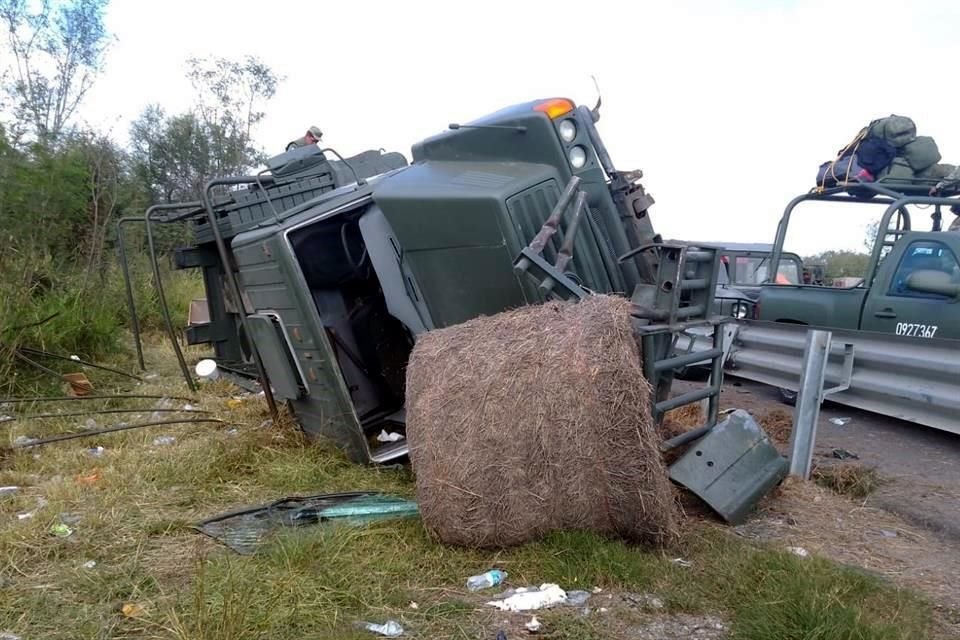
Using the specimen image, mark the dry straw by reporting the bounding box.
[406,295,679,549]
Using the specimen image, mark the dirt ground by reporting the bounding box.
[675,375,960,627]
[704,378,960,541]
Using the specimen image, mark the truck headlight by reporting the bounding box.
[558,119,577,142]
[569,145,587,169]
[732,302,749,319]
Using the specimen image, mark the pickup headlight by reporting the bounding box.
[569,145,587,169]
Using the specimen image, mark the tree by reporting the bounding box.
[864,220,880,252]
[0,0,111,142]
[803,250,871,279]
[186,54,280,172]
[129,55,282,204]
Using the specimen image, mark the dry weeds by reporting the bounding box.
[730,477,960,610]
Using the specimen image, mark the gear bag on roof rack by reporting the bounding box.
[815,114,956,189]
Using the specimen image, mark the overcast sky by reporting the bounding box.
[77,0,960,256]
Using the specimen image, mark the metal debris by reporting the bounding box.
[831,448,860,460]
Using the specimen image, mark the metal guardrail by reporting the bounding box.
[731,321,960,435]
[678,320,960,436]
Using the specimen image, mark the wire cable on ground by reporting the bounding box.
[18,347,144,382]
[8,418,226,448]
[7,407,211,421]
[0,394,197,404]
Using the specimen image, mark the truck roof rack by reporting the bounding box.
[810,179,960,203]
[149,147,409,245]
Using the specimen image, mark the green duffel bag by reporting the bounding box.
[917,163,956,180]
[879,157,915,181]
[901,136,941,172]
[869,115,917,148]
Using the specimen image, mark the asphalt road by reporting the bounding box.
[704,377,960,541]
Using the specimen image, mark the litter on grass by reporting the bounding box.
[486,584,567,612]
[466,569,507,591]
[195,492,419,554]
[357,620,404,637]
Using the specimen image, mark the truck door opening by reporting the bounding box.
[288,207,414,427]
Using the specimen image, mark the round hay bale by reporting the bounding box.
[406,294,679,549]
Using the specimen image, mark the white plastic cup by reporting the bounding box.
[195,359,220,381]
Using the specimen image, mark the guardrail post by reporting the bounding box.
[788,329,832,479]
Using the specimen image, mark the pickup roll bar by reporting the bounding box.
[767,181,960,288]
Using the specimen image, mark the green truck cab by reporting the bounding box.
[757,183,960,341]
[153,97,728,465]
[673,241,804,319]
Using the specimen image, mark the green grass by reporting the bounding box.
[0,340,941,639]
[0,251,204,397]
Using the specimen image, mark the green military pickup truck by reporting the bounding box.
[758,182,960,342]
[671,180,960,423]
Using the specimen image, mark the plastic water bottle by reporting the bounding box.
[359,620,404,637]
[466,569,507,592]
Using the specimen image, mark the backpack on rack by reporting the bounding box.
[815,128,895,188]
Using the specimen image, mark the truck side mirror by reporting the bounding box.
[905,269,960,298]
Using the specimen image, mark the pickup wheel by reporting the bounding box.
[778,387,798,406]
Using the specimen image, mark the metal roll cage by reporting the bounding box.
[767,181,960,289]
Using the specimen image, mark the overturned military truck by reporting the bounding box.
[138,98,731,465]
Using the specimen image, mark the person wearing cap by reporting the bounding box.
[286,126,323,152]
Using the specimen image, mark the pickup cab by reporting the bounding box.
[673,240,805,319]
[758,184,960,342]
[758,231,960,340]
[754,182,960,404]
